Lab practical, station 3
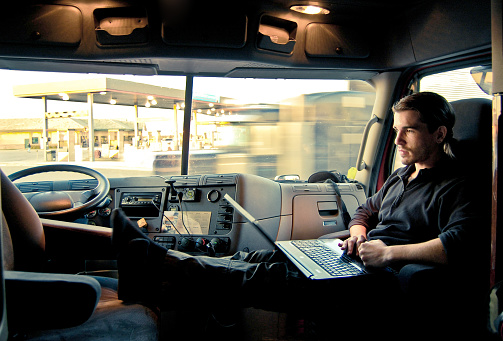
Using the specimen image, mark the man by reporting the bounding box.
[112,92,486,337]
[341,91,478,271]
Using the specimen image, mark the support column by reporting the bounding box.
[173,104,179,151]
[68,129,76,161]
[134,104,139,148]
[88,93,95,162]
[490,0,503,287]
[181,76,194,175]
[42,96,49,160]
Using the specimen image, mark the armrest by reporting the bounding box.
[5,270,101,332]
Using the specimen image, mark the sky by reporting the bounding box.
[0,70,349,118]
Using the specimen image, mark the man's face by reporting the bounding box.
[393,110,443,168]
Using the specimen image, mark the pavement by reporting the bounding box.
[0,149,156,178]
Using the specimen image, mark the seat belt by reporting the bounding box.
[326,179,351,228]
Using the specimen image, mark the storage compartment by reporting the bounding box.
[291,194,348,240]
[94,7,148,46]
[0,4,82,46]
[257,15,297,54]
[305,23,370,58]
[161,4,247,48]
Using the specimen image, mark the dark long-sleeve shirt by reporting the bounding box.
[349,158,486,267]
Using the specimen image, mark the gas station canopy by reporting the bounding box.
[12,77,221,111]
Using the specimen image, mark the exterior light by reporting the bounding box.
[151,99,157,106]
[100,92,107,95]
[145,101,151,108]
[290,5,330,15]
[147,95,154,100]
[59,93,70,101]
[110,99,117,105]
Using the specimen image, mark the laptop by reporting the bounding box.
[223,194,374,280]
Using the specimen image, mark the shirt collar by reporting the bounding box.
[397,156,456,180]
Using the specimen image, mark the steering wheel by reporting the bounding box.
[8,164,111,217]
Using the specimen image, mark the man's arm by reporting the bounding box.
[358,238,447,268]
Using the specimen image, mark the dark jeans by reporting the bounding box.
[156,248,399,317]
[147,248,409,339]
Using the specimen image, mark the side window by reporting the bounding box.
[190,78,376,180]
[392,66,493,171]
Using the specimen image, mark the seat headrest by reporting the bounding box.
[449,98,492,172]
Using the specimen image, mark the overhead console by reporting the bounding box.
[0,0,491,75]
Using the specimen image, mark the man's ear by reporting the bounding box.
[436,126,448,143]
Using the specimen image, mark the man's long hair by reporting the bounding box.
[393,92,456,158]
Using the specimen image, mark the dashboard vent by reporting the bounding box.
[70,179,99,190]
[204,174,237,185]
[170,176,200,186]
[17,182,53,192]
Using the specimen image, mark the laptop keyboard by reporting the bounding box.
[291,240,365,277]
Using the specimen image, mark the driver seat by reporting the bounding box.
[0,169,159,340]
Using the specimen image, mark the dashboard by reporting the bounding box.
[18,173,367,256]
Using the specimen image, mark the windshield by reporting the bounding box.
[0,70,376,181]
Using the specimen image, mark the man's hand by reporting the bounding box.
[357,238,448,268]
[339,234,367,256]
[358,240,391,267]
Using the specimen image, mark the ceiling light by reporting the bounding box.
[290,5,330,15]
[147,95,154,100]
[145,101,151,108]
[100,92,107,95]
[110,99,117,105]
[151,99,157,106]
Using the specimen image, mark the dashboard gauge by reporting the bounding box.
[85,210,97,219]
[98,208,112,217]
[207,189,221,202]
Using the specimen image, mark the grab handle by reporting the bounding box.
[356,115,380,171]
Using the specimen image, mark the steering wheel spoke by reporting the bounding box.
[78,190,95,204]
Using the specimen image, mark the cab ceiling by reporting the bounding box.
[0,0,491,79]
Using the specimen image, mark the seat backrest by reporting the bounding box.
[0,170,45,272]
[450,98,493,287]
